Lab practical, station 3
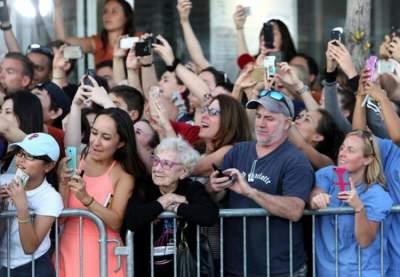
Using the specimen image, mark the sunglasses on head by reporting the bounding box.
[26,44,54,58]
[258,90,293,117]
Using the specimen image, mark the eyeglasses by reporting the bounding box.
[16,150,50,162]
[151,155,182,170]
[200,106,221,117]
[26,44,54,59]
[258,90,293,117]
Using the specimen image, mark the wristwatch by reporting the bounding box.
[296,84,310,96]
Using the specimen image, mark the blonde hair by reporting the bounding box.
[346,130,385,188]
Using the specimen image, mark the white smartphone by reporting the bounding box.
[120,37,140,49]
[264,56,276,77]
[13,169,29,188]
[377,60,395,75]
[63,46,83,60]
[244,7,251,16]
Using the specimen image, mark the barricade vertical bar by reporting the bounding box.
[79,216,83,277]
[55,218,59,277]
[7,218,10,277]
[380,223,384,277]
[289,221,293,277]
[357,245,361,277]
[312,215,316,277]
[266,216,270,277]
[150,222,154,277]
[196,225,200,277]
[31,254,35,277]
[220,217,224,277]
[243,216,247,277]
[335,214,338,277]
[125,231,134,277]
[173,217,177,277]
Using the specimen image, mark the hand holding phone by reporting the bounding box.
[13,169,29,188]
[212,163,232,180]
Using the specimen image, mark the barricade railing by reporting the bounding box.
[2,206,399,277]
[149,206,400,277]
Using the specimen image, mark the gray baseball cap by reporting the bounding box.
[246,91,294,118]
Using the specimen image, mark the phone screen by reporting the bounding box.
[263,22,274,49]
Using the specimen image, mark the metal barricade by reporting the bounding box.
[141,206,400,277]
[0,209,109,277]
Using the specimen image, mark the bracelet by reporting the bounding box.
[166,58,180,72]
[17,217,32,224]
[83,196,95,207]
[354,206,364,213]
[0,24,12,31]
[140,63,153,67]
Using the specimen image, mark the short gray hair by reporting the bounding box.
[154,137,200,173]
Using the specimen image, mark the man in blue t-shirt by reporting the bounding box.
[209,91,314,277]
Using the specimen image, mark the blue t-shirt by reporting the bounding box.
[221,140,314,276]
[315,166,393,277]
[378,138,400,277]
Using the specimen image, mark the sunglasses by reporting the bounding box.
[26,44,54,59]
[258,90,293,117]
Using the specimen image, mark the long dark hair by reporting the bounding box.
[1,91,44,173]
[100,0,135,51]
[4,91,44,133]
[90,108,145,179]
[211,94,251,151]
[259,19,297,62]
[315,109,345,162]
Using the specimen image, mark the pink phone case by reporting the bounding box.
[365,56,378,81]
[334,167,348,192]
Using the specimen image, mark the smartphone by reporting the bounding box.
[212,163,227,178]
[330,27,343,44]
[269,51,283,64]
[63,46,83,60]
[145,35,162,48]
[377,59,395,75]
[0,0,9,23]
[264,56,276,77]
[83,69,96,86]
[135,41,151,56]
[365,56,378,81]
[65,146,77,172]
[263,22,274,49]
[120,37,140,49]
[13,169,29,188]
[334,167,349,192]
[251,67,264,82]
[244,6,251,16]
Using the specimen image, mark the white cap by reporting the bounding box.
[10,133,60,162]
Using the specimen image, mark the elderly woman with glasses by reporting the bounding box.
[310,129,393,277]
[124,137,218,276]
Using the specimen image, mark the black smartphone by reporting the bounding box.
[330,27,343,45]
[83,69,95,86]
[135,41,151,56]
[263,22,274,49]
[0,0,9,23]
[212,163,226,178]
[145,36,162,48]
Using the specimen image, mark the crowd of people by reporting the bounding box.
[0,0,400,276]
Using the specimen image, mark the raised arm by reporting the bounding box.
[53,0,94,53]
[289,124,334,169]
[233,5,250,56]
[112,36,128,84]
[365,81,400,143]
[177,0,210,70]
[153,35,210,101]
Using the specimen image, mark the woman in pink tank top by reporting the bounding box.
[56,108,146,277]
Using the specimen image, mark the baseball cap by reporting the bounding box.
[10,133,60,162]
[246,90,295,118]
[35,82,71,119]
